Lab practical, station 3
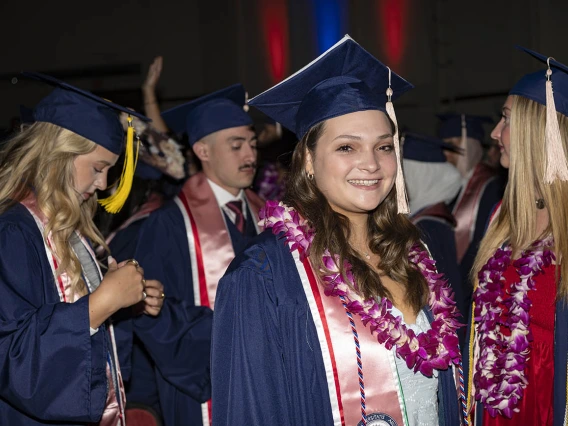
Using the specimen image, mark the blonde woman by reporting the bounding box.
[0,73,164,425]
[465,48,568,426]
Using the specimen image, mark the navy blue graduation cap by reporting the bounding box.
[402,132,463,163]
[248,35,413,140]
[21,72,149,155]
[511,46,568,116]
[437,114,493,143]
[161,84,252,146]
[21,71,151,213]
[511,46,568,182]
[249,34,414,213]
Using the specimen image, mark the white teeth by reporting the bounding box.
[348,179,379,186]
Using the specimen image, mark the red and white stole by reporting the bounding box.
[452,163,498,262]
[20,195,126,426]
[291,247,408,426]
[174,172,264,425]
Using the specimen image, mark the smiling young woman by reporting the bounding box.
[211,36,464,426]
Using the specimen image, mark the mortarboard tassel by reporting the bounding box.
[456,114,469,177]
[243,91,250,112]
[544,62,568,183]
[385,67,410,214]
[98,115,140,213]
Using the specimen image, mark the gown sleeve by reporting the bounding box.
[211,249,293,426]
[0,220,107,423]
[133,298,213,403]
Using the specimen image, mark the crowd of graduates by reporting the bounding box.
[0,35,566,426]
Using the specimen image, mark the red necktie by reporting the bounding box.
[226,200,245,233]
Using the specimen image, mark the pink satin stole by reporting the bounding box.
[304,258,404,426]
[178,172,262,309]
[98,361,123,426]
[453,163,498,262]
[177,173,263,426]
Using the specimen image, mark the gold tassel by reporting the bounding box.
[544,67,568,183]
[385,69,409,214]
[98,115,140,213]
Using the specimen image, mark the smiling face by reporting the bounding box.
[305,110,397,221]
[193,125,258,196]
[73,144,119,202]
[491,95,513,169]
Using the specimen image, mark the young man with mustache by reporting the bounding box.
[132,84,264,426]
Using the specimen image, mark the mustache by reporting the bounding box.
[239,162,257,171]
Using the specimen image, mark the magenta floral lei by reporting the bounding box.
[473,237,554,418]
[259,200,462,377]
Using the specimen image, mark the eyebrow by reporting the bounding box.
[227,135,258,143]
[503,107,511,113]
[96,160,113,166]
[332,133,393,142]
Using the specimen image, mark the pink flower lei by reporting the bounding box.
[259,200,463,377]
[473,237,554,418]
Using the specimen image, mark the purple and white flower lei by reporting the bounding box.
[473,237,554,418]
[259,200,463,378]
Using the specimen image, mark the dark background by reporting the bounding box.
[1,0,567,140]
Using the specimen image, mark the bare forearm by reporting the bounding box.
[88,289,118,329]
[142,89,169,133]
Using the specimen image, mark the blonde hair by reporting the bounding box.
[0,122,109,296]
[473,95,568,300]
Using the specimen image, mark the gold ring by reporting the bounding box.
[126,259,139,267]
[161,292,165,299]
[142,279,146,285]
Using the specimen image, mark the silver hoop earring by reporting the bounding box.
[307,173,314,181]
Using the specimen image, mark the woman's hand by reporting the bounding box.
[88,257,145,329]
[142,56,163,94]
[139,279,165,316]
[141,56,169,133]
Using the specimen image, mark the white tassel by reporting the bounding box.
[385,88,409,214]
[456,114,469,177]
[544,69,568,183]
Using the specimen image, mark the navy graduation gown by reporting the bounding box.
[0,204,109,425]
[414,217,468,349]
[211,230,461,426]
[415,218,465,321]
[133,199,257,426]
[457,176,505,306]
[108,216,214,422]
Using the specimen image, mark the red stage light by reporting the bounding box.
[378,0,407,69]
[260,0,290,83]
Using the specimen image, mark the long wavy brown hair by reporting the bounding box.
[283,120,428,313]
[0,122,109,296]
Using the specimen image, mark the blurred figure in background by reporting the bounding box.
[252,112,297,200]
[402,131,467,344]
[437,113,506,309]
